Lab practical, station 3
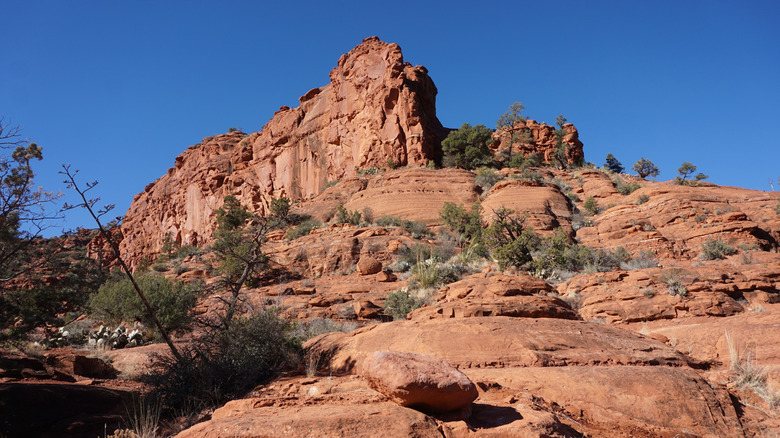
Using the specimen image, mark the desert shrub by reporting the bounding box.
[506,153,526,169]
[441,123,494,170]
[635,194,650,205]
[355,167,380,175]
[89,273,200,336]
[547,177,572,193]
[269,197,291,224]
[290,318,357,342]
[775,201,780,215]
[725,332,780,408]
[483,209,540,270]
[440,202,484,243]
[613,177,641,195]
[700,239,738,260]
[528,229,622,277]
[361,207,374,225]
[376,215,430,238]
[383,288,426,321]
[661,270,688,297]
[145,309,299,414]
[285,218,322,240]
[583,196,600,215]
[567,193,581,203]
[335,204,361,225]
[620,250,659,270]
[474,167,505,192]
[322,180,340,191]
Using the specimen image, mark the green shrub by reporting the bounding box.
[441,123,494,170]
[383,288,426,321]
[507,153,526,169]
[89,273,200,335]
[700,239,738,260]
[355,167,380,175]
[375,216,430,238]
[614,177,641,195]
[583,196,600,215]
[775,201,780,215]
[146,309,299,414]
[528,229,622,277]
[635,194,650,205]
[285,218,322,240]
[270,197,291,224]
[440,202,484,242]
[335,204,361,225]
[474,168,505,192]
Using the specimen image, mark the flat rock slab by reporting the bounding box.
[176,403,443,438]
[361,351,477,413]
[306,316,688,373]
[466,366,743,438]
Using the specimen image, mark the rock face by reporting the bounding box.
[491,120,584,165]
[119,37,447,267]
[361,351,478,413]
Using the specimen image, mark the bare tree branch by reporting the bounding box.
[60,165,183,363]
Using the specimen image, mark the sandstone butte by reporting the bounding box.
[7,37,779,437]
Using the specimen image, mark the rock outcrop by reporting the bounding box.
[119,37,447,267]
[491,120,585,165]
[361,351,478,414]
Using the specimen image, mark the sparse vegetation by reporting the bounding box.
[88,273,200,337]
[700,238,737,260]
[474,167,505,192]
[355,167,380,175]
[583,196,600,215]
[146,309,300,415]
[620,250,659,270]
[725,331,780,408]
[376,215,430,238]
[635,194,650,205]
[335,204,362,225]
[383,288,426,320]
[285,218,322,240]
[661,269,688,297]
[632,157,660,179]
[613,177,641,195]
[604,153,624,173]
[441,123,494,170]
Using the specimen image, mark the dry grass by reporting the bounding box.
[725,331,780,408]
[125,396,161,438]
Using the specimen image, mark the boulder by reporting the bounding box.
[356,256,382,275]
[361,351,477,413]
[73,355,117,379]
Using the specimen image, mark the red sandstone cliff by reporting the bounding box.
[119,37,447,266]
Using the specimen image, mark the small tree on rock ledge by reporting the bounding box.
[632,157,660,179]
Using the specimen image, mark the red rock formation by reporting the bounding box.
[119,37,447,267]
[491,120,585,165]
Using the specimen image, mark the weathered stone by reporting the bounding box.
[356,256,382,275]
[361,351,477,413]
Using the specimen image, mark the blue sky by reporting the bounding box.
[2,1,778,235]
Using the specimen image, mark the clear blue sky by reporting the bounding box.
[2,1,778,235]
